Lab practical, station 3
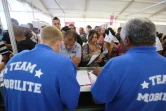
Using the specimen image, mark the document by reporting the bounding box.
[88,71,97,84]
[76,70,91,86]
[87,53,100,65]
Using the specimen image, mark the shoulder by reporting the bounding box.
[106,54,132,67]
[82,43,88,47]
[7,50,30,64]
[76,42,81,48]
[54,53,76,68]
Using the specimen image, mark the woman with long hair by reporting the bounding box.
[81,30,101,67]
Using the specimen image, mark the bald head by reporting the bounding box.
[41,26,62,45]
[13,26,24,37]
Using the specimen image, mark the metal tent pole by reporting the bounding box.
[2,0,18,54]
[127,0,166,16]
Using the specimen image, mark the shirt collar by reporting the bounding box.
[34,44,54,51]
[62,41,77,51]
[126,46,157,53]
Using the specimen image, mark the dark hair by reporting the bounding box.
[69,24,74,27]
[52,17,60,22]
[33,28,38,31]
[117,27,122,32]
[163,35,166,41]
[158,33,163,39]
[88,30,99,42]
[11,18,19,25]
[41,26,46,28]
[80,27,84,31]
[86,25,92,29]
[156,32,159,36]
[61,26,70,32]
[64,30,77,41]
[94,26,100,31]
[105,27,116,36]
[27,23,33,29]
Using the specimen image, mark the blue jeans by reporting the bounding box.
[0,86,4,100]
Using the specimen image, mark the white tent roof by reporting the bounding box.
[21,0,166,22]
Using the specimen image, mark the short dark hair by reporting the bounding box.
[41,26,46,28]
[117,27,122,32]
[64,30,77,41]
[13,26,24,37]
[27,23,33,29]
[105,28,116,36]
[52,17,60,22]
[11,18,19,25]
[61,26,70,32]
[33,28,38,31]
[87,25,92,29]
[94,26,100,31]
[69,24,74,27]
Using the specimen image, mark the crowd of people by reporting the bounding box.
[0,17,166,68]
[0,17,166,111]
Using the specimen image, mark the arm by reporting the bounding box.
[72,57,81,67]
[58,60,80,110]
[107,40,114,58]
[91,60,119,103]
[82,44,100,62]
[5,44,12,48]
[82,44,91,62]
[72,44,82,66]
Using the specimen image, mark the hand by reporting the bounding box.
[96,49,101,54]
[9,54,14,58]
[72,57,81,67]
[95,58,102,63]
[92,67,102,77]
[89,49,101,57]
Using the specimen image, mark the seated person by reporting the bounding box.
[81,30,101,67]
[59,30,81,67]
[13,26,36,52]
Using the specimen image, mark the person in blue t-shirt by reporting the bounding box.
[3,26,80,111]
[91,18,166,111]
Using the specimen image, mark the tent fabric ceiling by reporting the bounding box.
[21,0,166,22]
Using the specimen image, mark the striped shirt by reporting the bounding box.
[0,41,9,55]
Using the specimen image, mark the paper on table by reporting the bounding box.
[88,71,97,84]
[76,70,91,86]
[87,53,100,65]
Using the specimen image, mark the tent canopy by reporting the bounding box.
[21,0,166,22]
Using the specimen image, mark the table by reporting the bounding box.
[77,67,96,92]
[76,67,104,110]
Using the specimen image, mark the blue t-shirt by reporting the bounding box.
[91,46,166,111]
[3,44,80,111]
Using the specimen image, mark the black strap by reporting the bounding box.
[87,44,90,54]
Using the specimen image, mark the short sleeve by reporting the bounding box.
[75,43,81,57]
[91,59,120,103]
